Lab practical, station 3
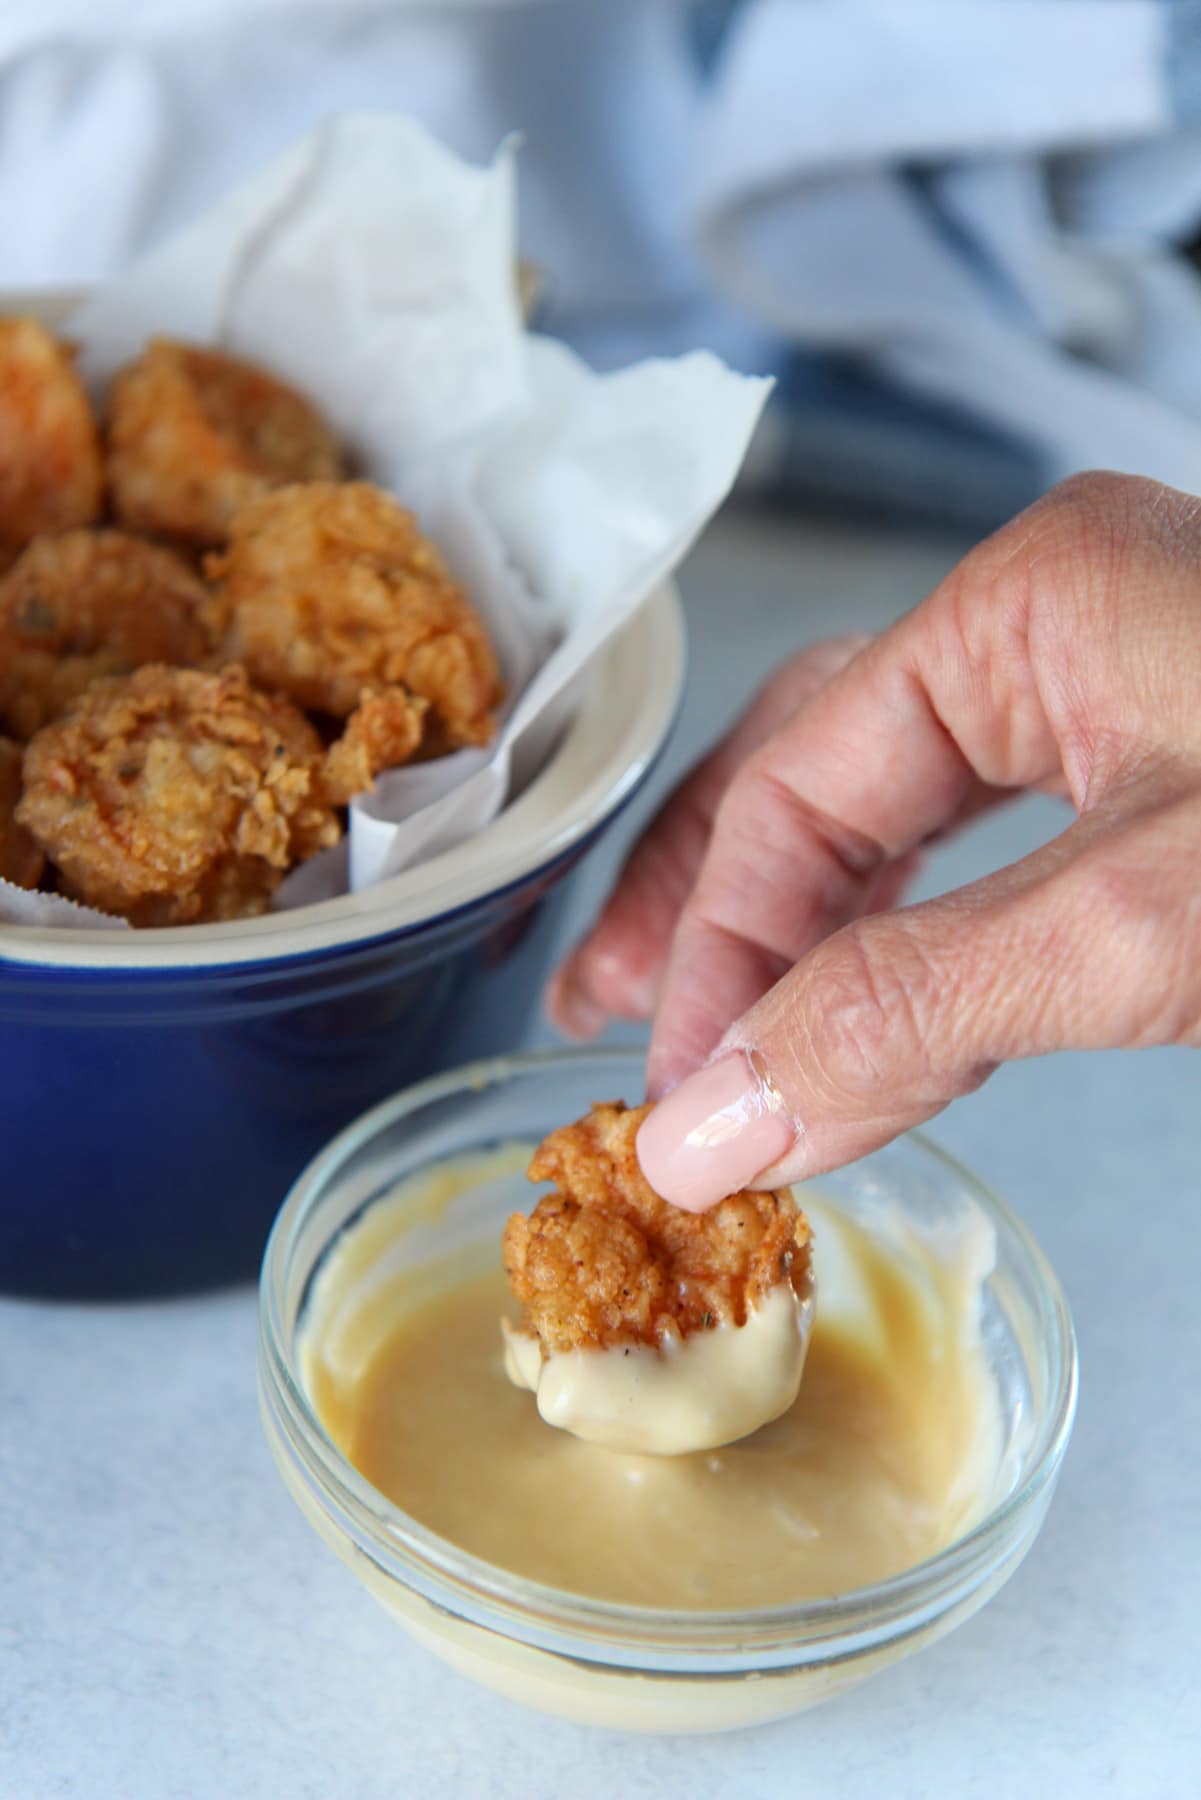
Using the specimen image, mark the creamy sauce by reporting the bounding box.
[501,1279,815,1455]
[306,1186,1002,1610]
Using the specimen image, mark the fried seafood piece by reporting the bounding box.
[321,687,427,807]
[106,338,343,549]
[16,664,340,924]
[0,317,103,565]
[503,1101,812,1357]
[205,482,501,758]
[0,737,43,889]
[0,530,211,739]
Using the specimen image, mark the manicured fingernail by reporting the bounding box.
[547,964,608,1040]
[636,1050,796,1212]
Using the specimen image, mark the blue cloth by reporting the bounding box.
[678,0,1201,520]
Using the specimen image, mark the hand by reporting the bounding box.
[548,473,1201,1209]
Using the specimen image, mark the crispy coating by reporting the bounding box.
[0,317,103,565]
[322,687,428,806]
[16,664,340,924]
[0,737,43,889]
[504,1101,812,1356]
[205,482,501,750]
[0,529,211,740]
[106,339,343,549]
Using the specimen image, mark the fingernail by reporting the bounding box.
[588,944,659,1019]
[546,964,608,1040]
[636,1049,796,1212]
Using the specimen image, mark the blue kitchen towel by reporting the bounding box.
[5,1,1201,523]
[685,0,1201,520]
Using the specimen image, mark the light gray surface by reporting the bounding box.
[3,511,1199,1800]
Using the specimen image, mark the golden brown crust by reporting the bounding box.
[106,338,343,549]
[16,663,340,924]
[0,529,212,740]
[0,737,43,889]
[503,1101,812,1355]
[321,687,428,806]
[204,481,501,751]
[0,317,103,563]
[0,326,502,908]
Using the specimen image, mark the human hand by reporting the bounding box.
[548,473,1201,1209]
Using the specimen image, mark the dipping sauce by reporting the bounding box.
[502,1277,815,1456]
[306,1174,1002,1610]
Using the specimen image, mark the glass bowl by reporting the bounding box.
[259,1049,1078,1735]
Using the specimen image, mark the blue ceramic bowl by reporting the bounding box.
[0,589,684,1298]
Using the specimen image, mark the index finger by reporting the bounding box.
[645,477,1130,1094]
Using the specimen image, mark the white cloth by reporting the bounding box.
[6,0,1201,499]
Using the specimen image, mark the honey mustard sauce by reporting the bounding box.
[305,1175,1001,1610]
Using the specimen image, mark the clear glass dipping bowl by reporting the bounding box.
[258,1049,1078,1735]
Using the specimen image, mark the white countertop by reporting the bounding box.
[3,511,1198,1800]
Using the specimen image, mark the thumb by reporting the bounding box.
[636,771,1201,1211]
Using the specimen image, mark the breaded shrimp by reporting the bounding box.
[106,338,343,549]
[322,687,427,806]
[503,1101,812,1357]
[0,737,43,889]
[0,317,103,566]
[205,482,500,753]
[17,664,340,925]
[0,530,211,740]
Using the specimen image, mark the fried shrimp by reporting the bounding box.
[17,664,341,925]
[205,482,501,759]
[0,737,43,889]
[0,530,211,739]
[0,317,103,566]
[322,687,428,806]
[503,1100,812,1357]
[106,339,343,549]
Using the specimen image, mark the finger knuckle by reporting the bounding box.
[789,927,936,1107]
[709,761,803,899]
[1031,472,1201,610]
[723,751,888,891]
[1049,469,1201,547]
[966,473,1186,617]
[1057,793,1201,1044]
[1041,469,1143,527]
[940,472,1201,797]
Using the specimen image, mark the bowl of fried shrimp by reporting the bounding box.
[0,308,683,1298]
